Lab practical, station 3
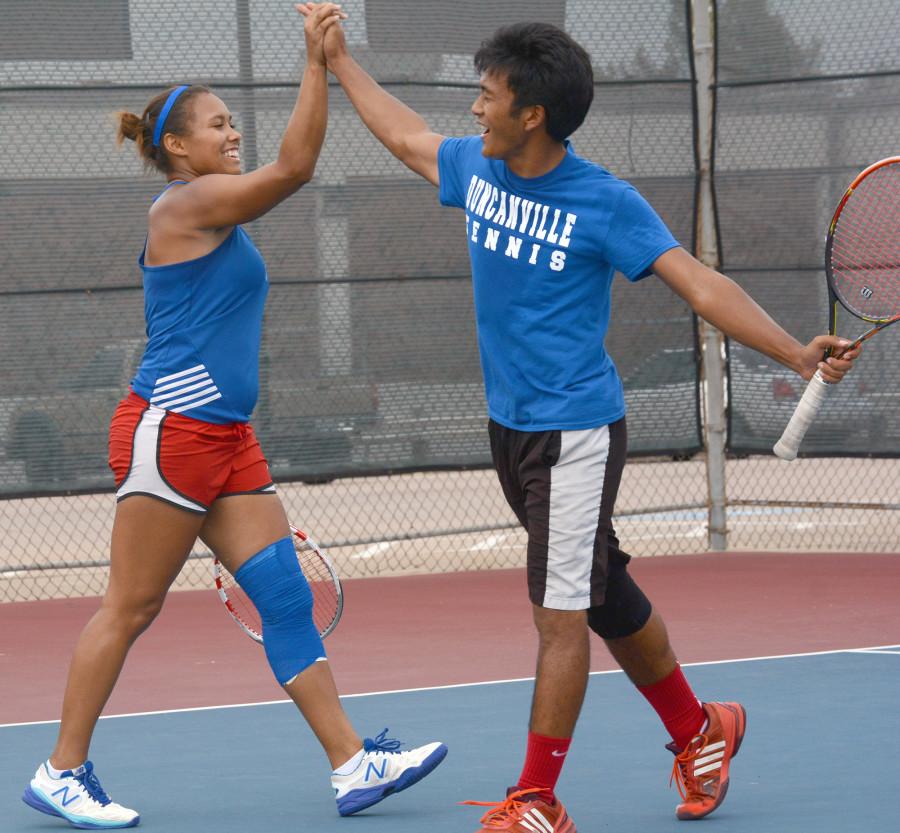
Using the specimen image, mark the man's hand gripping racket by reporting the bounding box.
[213,526,343,641]
[774,157,900,460]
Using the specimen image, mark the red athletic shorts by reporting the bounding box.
[109,392,275,513]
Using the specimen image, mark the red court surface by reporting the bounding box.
[3,551,899,725]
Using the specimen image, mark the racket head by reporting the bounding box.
[290,526,344,639]
[213,555,263,642]
[212,526,343,642]
[825,156,900,325]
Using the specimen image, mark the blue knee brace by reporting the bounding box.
[234,536,326,685]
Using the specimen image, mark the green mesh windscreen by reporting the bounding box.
[0,0,699,496]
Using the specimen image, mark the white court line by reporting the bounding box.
[469,533,512,551]
[350,542,393,561]
[3,643,898,731]
[615,506,812,524]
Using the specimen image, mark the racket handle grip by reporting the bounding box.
[773,370,831,460]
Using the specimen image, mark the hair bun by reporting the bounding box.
[115,110,143,145]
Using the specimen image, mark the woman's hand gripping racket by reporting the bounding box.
[774,157,900,460]
[213,526,343,641]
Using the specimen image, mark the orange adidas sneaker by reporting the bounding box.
[669,701,747,820]
[462,787,577,832]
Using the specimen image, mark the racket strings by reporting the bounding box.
[295,539,341,634]
[217,569,263,639]
[216,534,341,640]
[830,163,900,320]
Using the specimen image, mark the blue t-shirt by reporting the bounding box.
[438,135,680,431]
[131,225,268,424]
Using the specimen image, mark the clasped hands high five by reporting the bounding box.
[296,3,350,68]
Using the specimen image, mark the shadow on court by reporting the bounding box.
[3,648,898,833]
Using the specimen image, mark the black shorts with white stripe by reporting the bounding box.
[489,417,632,611]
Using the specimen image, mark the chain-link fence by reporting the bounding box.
[713,0,899,553]
[1,1,897,603]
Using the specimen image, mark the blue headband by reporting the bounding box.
[152,85,189,147]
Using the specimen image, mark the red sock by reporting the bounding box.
[637,664,705,750]
[516,731,571,805]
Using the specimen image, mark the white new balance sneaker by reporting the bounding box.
[22,761,140,829]
[332,728,447,816]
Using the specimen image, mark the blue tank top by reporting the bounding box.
[130,187,269,424]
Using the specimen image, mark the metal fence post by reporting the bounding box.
[235,0,259,174]
[692,0,727,550]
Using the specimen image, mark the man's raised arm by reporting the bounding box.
[299,5,445,186]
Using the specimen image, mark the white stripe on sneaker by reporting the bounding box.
[690,739,727,776]
[694,759,724,776]
[518,816,542,833]
[694,741,726,767]
[526,808,555,833]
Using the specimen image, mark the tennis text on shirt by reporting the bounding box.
[437,135,680,432]
[463,174,579,272]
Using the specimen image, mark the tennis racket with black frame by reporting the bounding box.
[773,157,900,460]
[213,525,343,641]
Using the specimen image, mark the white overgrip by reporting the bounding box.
[773,370,831,460]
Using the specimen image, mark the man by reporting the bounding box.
[302,12,860,832]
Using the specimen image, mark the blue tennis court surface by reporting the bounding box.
[3,647,897,833]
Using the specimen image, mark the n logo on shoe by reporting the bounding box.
[364,759,387,782]
[51,786,80,808]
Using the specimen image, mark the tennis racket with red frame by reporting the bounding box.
[774,157,900,460]
[213,525,343,641]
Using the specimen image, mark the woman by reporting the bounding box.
[22,5,446,828]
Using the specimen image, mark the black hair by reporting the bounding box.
[474,22,594,142]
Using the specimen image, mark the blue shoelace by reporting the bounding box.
[363,728,402,754]
[71,763,112,806]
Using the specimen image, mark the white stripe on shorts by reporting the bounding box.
[543,424,611,610]
[116,406,206,513]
